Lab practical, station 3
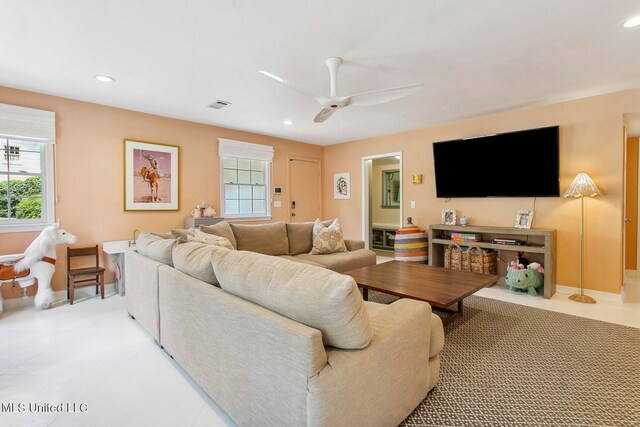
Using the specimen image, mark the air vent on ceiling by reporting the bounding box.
[208,100,232,110]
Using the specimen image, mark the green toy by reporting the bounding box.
[505,267,544,296]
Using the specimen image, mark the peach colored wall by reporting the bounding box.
[324,89,640,294]
[0,86,322,299]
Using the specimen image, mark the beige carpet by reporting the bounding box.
[368,291,640,427]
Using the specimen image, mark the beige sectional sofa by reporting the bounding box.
[124,220,444,427]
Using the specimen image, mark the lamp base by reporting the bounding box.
[569,293,596,304]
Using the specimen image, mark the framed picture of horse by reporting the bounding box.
[124,139,179,211]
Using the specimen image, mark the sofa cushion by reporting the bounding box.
[286,219,333,255]
[172,241,221,285]
[187,229,234,250]
[136,232,177,266]
[278,255,327,269]
[293,249,377,273]
[230,221,289,256]
[211,249,373,350]
[310,219,347,254]
[200,221,237,249]
[170,228,195,243]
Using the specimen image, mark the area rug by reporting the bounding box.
[367,292,640,426]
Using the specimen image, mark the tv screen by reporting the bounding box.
[433,126,560,198]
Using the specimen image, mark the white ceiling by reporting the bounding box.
[2,0,640,146]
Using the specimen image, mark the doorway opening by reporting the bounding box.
[362,152,402,256]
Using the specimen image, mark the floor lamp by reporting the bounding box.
[563,171,603,304]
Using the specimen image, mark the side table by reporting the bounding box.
[103,240,137,296]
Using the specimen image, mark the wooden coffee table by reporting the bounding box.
[345,261,498,325]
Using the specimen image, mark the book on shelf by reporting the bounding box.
[450,232,482,242]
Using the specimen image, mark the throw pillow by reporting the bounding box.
[172,241,222,285]
[170,228,195,243]
[136,231,178,266]
[286,219,334,255]
[187,229,235,250]
[310,218,347,254]
[200,221,237,249]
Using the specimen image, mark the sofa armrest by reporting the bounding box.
[307,298,437,427]
[124,250,163,341]
[344,239,365,251]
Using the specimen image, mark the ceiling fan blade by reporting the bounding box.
[258,70,320,99]
[314,108,336,123]
[348,84,423,106]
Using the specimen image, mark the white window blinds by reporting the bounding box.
[0,103,56,144]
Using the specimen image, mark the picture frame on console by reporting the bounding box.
[515,210,534,229]
[124,139,180,211]
[441,209,457,225]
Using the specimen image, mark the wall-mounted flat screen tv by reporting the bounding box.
[432,126,560,198]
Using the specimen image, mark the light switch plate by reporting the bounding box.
[410,201,416,208]
[274,201,282,208]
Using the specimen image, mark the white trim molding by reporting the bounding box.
[361,151,403,249]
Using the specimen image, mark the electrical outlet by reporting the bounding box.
[274,201,282,208]
[410,201,416,209]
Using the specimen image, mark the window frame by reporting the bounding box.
[218,138,273,221]
[0,139,55,233]
[219,157,272,221]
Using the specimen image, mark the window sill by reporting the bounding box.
[223,216,272,222]
[0,223,50,234]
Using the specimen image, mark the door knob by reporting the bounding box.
[291,213,296,217]
[625,217,633,222]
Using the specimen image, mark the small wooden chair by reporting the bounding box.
[67,245,105,305]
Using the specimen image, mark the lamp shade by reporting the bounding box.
[563,172,603,198]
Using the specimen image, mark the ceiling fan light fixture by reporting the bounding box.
[623,15,640,27]
[95,75,115,83]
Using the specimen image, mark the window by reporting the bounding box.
[218,139,273,220]
[0,103,55,233]
[4,145,20,161]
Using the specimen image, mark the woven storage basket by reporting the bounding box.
[394,218,428,263]
[467,245,497,275]
[445,243,496,275]
[444,243,463,270]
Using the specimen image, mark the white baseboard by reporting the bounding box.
[2,283,117,310]
[495,276,621,302]
[555,284,622,303]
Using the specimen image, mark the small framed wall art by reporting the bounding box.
[441,209,457,225]
[515,210,534,229]
[334,173,351,199]
[124,139,180,211]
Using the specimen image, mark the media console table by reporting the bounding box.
[428,224,557,298]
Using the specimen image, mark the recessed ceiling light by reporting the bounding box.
[623,15,640,28]
[283,119,295,125]
[95,75,115,83]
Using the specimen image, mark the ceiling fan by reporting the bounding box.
[259,57,423,123]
